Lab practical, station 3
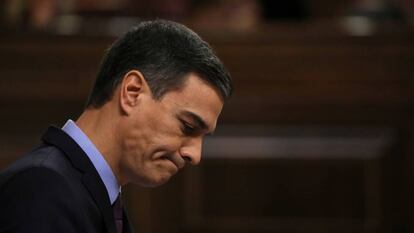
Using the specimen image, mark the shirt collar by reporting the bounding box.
[62,119,120,204]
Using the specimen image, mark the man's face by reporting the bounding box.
[119,73,223,187]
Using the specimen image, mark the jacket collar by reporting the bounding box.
[42,126,117,233]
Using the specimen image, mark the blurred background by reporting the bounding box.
[1,0,414,232]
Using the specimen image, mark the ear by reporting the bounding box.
[119,70,148,115]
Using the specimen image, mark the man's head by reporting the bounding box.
[86,20,232,107]
[80,20,232,188]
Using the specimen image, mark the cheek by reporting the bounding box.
[118,103,186,185]
[145,116,184,153]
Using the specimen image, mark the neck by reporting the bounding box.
[76,104,124,185]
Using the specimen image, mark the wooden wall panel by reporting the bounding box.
[0,29,413,233]
[180,127,395,233]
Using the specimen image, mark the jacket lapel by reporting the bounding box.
[42,126,117,233]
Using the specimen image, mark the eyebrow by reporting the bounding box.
[180,110,215,135]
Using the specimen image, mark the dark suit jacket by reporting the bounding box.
[0,126,132,233]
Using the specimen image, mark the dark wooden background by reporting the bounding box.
[1,24,414,233]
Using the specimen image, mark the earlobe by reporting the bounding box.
[119,70,147,114]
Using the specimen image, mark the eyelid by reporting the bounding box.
[180,119,196,135]
[179,117,211,136]
[181,119,195,129]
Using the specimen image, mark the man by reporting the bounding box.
[0,20,232,233]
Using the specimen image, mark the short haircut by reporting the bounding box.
[86,20,233,108]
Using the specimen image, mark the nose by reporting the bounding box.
[180,137,203,165]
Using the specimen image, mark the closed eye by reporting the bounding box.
[180,120,197,135]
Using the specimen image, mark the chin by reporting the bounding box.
[135,173,172,188]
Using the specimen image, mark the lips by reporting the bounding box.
[169,157,185,170]
[159,154,185,171]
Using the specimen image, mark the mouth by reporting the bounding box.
[159,155,185,171]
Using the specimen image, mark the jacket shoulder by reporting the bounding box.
[0,144,80,187]
[0,145,104,233]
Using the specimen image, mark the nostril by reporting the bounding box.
[183,156,192,163]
